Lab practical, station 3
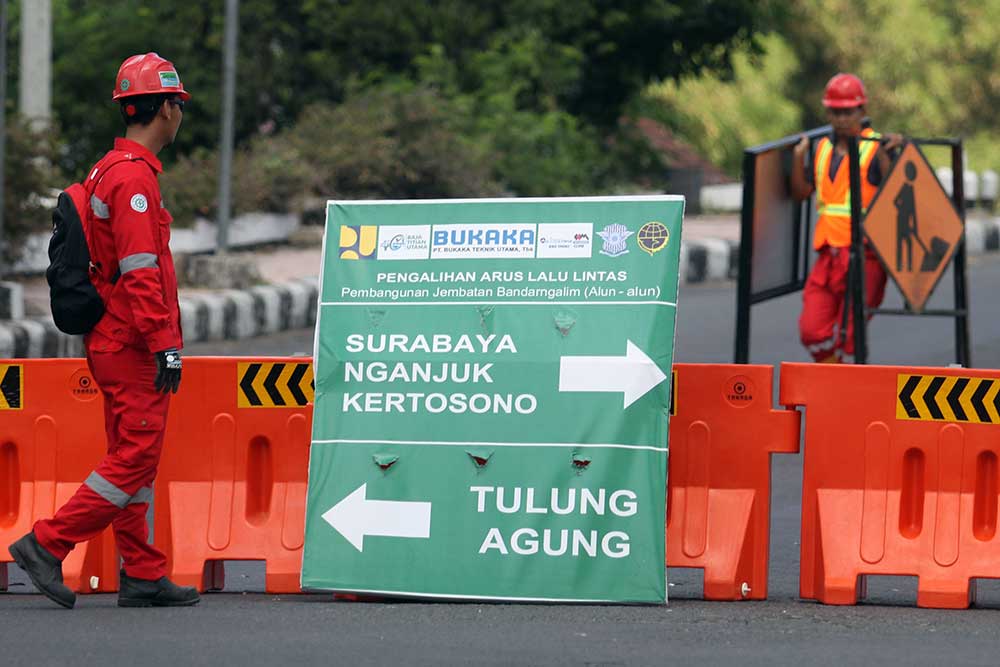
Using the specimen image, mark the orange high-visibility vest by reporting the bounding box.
[813,128,881,249]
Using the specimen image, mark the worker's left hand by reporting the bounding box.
[881,133,904,152]
[154,348,183,394]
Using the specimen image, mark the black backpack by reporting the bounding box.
[46,158,128,335]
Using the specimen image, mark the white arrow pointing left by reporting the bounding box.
[559,339,668,409]
[322,483,432,553]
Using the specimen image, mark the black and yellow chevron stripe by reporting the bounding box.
[238,362,314,408]
[670,370,677,416]
[0,364,22,410]
[897,373,1000,424]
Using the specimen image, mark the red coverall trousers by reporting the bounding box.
[799,246,887,362]
[34,344,169,580]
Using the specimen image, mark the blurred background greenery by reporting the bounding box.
[3,0,998,249]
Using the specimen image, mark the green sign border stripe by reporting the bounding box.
[299,586,628,603]
[312,438,667,452]
[321,300,677,307]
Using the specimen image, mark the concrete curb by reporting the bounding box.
[0,277,319,359]
[0,317,84,359]
[178,277,319,347]
[675,216,1000,285]
[1,218,998,359]
[680,238,740,284]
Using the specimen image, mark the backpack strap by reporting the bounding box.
[81,153,144,286]
[84,153,143,197]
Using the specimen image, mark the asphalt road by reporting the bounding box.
[3,255,1000,665]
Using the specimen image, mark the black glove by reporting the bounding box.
[154,348,182,394]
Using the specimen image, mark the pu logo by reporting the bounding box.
[339,225,377,260]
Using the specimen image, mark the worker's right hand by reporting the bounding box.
[793,135,810,159]
[154,348,182,394]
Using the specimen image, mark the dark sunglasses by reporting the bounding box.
[829,106,861,117]
[168,97,186,111]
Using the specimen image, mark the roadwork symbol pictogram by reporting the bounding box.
[863,142,963,313]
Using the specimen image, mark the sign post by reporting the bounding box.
[301,196,684,603]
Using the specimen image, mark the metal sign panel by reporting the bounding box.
[750,147,804,295]
[301,196,684,603]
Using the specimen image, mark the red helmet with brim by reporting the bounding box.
[113,52,191,102]
[822,73,866,108]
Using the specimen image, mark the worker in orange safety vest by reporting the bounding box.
[8,53,198,609]
[790,73,903,363]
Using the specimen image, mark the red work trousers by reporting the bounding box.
[799,246,887,362]
[34,345,169,580]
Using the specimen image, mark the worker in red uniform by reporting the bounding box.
[791,73,903,363]
[8,53,198,609]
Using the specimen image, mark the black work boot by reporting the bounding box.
[118,571,200,607]
[8,532,76,609]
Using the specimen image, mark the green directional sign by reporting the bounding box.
[302,196,684,603]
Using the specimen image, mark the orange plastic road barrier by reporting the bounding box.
[667,364,800,600]
[782,362,1000,608]
[154,358,313,593]
[0,360,120,593]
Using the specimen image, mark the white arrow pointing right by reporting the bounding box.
[322,483,432,553]
[558,339,668,409]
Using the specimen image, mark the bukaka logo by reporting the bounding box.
[430,223,536,260]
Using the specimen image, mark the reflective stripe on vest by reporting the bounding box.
[814,128,881,219]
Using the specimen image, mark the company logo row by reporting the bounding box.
[339,222,668,261]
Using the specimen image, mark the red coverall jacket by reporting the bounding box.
[86,137,182,354]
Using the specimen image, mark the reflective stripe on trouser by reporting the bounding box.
[799,247,888,361]
[34,345,170,580]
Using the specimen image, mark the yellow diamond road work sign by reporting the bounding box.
[0,364,23,410]
[238,362,314,408]
[897,373,1000,424]
[864,142,964,313]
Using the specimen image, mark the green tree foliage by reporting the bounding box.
[160,84,501,224]
[2,118,61,266]
[641,0,1000,176]
[780,0,1000,171]
[38,0,774,179]
[0,0,780,262]
[646,34,802,176]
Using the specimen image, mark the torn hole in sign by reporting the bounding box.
[553,309,578,337]
[477,305,495,332]
[372,454,399,471]
[466,449,494,469]
[572,453,592,472]
[366,308,387,328]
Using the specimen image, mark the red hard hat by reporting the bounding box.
[113,52,191,102]
[822,73,866,108]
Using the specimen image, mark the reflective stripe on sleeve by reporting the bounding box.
[85,471,131,509]
[119,252,159,274]
[91,195,110,219]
